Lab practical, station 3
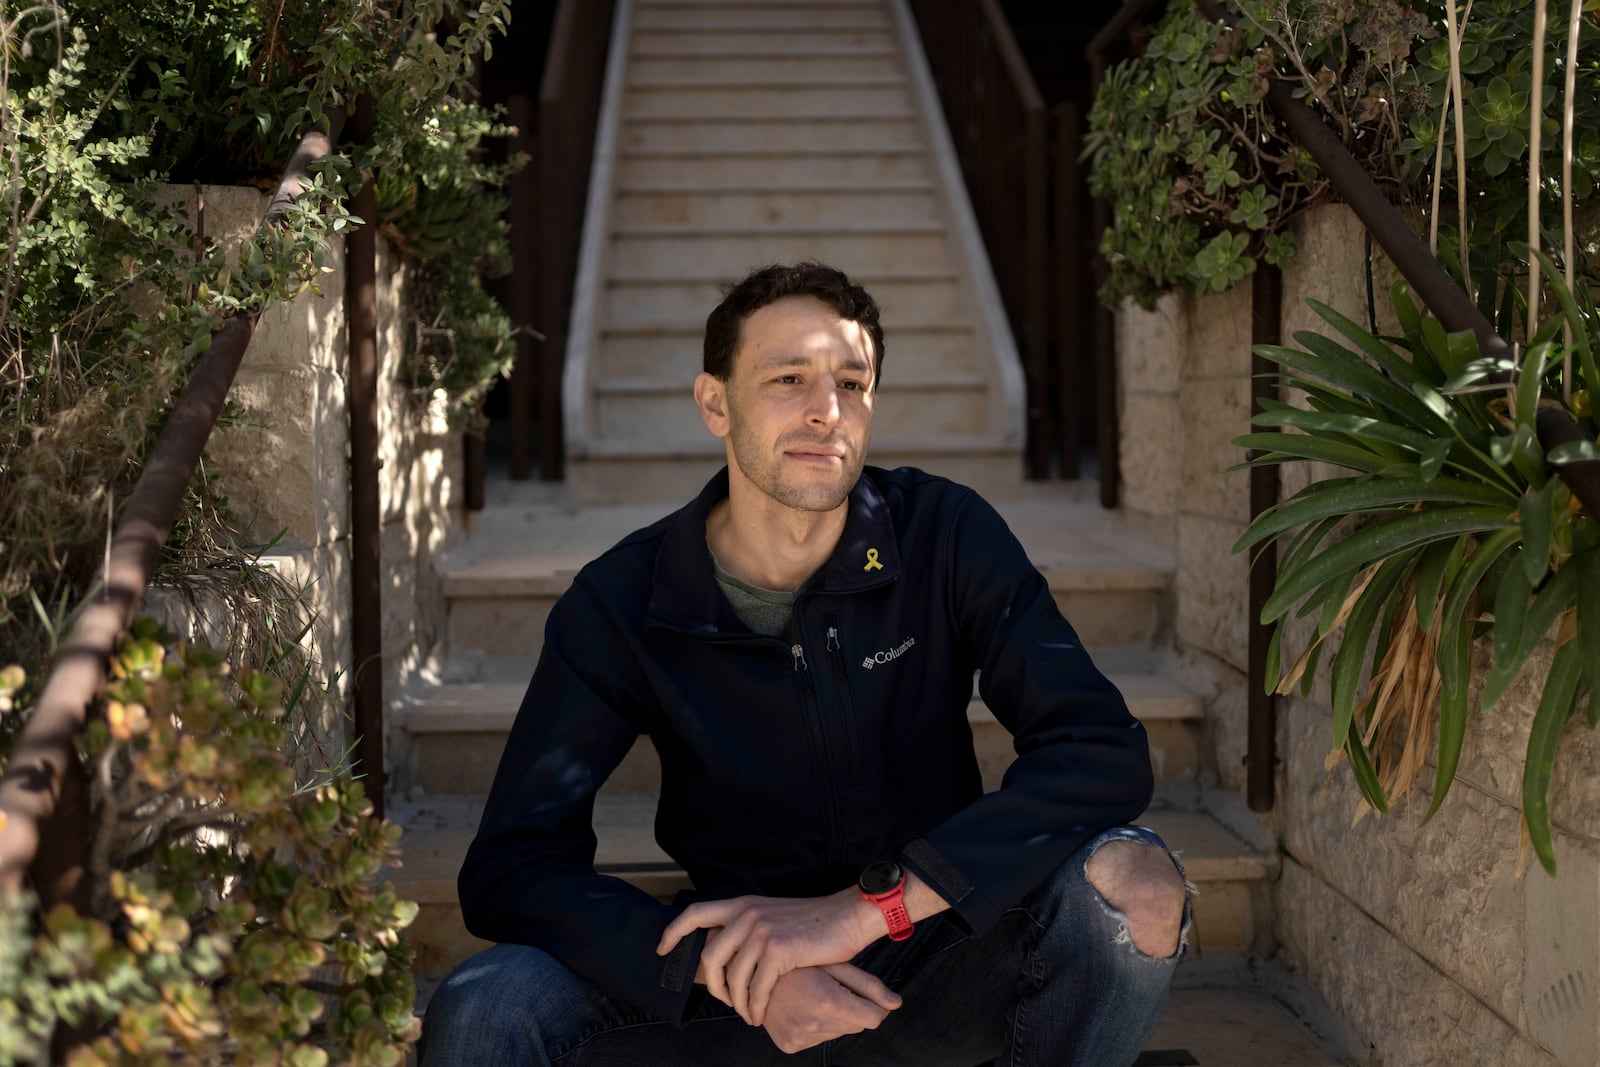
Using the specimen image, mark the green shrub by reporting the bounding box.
[0,623,419,1065]
[1084,0,1600,309]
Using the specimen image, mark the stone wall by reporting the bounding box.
[1116,203,1600,1066]
[148,184,459,772]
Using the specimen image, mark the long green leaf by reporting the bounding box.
[1263,506,1518,623]
[1523,641,1587,875]
[1530,247,1600,392]
[1290,333,1443,430]
[1424,609,1474,824]
[1483,563,1578,711]
[1330,554,1412,748]
[1231,432,1391,474]
[1482,550,1533,709]
[1516,341,1552,432]
[1235,477,1517,554]
[1250,408,1439,458]
[1307,298,1427,386]
[1413,537,1464,634]
[1548,440,1600,465]
[1265,620,1283,694]
[1344,716,1390,815]
[1577,546,1600,692]
[1438,527,1522,696]
[1519,481,1556,587]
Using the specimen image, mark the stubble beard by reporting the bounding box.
[726,411,865,513]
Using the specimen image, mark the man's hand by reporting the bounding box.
[761,964,901,1055]
[657,889,881,1025]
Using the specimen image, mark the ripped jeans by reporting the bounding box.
[420,825,1190,1067]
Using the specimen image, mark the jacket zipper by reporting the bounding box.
[824,618,863,784]
[790,636,845,867]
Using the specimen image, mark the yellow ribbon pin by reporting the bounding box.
[863,548,884,572]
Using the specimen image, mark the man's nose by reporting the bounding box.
[806,380,841,425]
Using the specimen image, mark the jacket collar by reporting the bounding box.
[646,466,902,635]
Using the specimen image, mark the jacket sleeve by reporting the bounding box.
[456,577,705,1023]
[896,491,1154,934]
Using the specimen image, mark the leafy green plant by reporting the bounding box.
[1084,0,1600,309]
[0,622,418,1066]
[1233,276,1599,872]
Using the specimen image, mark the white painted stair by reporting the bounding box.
[561,0,1026,504]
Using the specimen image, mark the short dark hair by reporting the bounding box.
[702,262,885,385]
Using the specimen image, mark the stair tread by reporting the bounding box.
[407,670,1202,736]
[390,796,1275,905]
[618,181,935,194]
[614,220,941,236]
[630,76,908,90]
[622,146,924,159]
[609,267,954,282]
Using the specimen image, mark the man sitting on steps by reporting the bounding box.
[420,262,1189,1066]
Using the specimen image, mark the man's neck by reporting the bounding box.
[706,482,848,593]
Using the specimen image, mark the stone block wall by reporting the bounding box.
[1116,203,1600,1066]
[152,184,459,772]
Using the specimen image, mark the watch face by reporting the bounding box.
[859,861,903,896]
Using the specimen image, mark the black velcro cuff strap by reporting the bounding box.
[900,839,973,903]
[658,925,706,994]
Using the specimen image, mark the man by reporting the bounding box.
[421,263,1188,1066]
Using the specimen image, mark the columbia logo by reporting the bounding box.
[860,636,916,670]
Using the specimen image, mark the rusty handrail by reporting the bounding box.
[496,0,612,484]
[0,112,347,897]
[910,0,1055,478]
[1086,1,1163,507]
[1189,0,1600,520]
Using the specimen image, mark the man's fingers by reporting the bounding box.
[657,899,739,955]
[747,959,784,1028]
[823,963,903,1013]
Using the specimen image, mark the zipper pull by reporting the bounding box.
[826,626,840,651]
[791,643,808,671]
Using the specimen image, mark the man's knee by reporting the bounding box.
[420,944,579,1066]
[1083,838,1188,959]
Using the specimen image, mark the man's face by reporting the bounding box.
[696,295,877,513]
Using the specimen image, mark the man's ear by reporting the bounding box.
[694,372,729,438]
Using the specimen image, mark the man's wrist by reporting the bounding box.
[844,886,889,948]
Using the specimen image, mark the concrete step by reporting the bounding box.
[401,666,1204,798]
[618,151,928,187]
[608,228,952,276]
[632,31,897,56]
[593,373,990,441]
[613,188,939,228]
[627,83,912,120]
[601,271,958,328]
[599,321,979,378]
[393,793,1276,984]
[634,6,892,33]
[621,116,923,153]
[627,54,902,83]
[438,495,1168,653]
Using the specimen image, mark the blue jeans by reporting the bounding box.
[420,825,1188,1066]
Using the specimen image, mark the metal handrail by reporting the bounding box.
[499,0,614,485]
[1188,0,1600,519]
[0,112,347,898]
[909,0,1057,478]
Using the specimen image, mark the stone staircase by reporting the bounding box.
[561,0,1024,504]
[388,0,1353,1060]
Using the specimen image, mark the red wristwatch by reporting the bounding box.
[859,861,913,942]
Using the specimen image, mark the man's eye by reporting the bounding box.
[841,381,864,391]
[777,375,801,385]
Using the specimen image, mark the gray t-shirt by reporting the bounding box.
[711,556,800,642]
